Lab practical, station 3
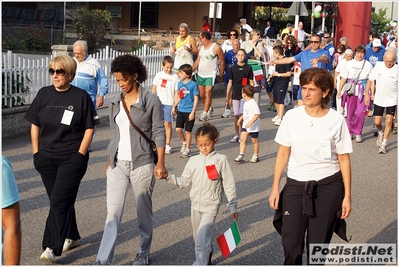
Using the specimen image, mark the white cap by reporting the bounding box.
[372,39,382,47]
[240,18,246,23]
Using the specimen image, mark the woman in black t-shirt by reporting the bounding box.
[25,55,99,264]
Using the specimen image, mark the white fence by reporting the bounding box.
[2,45,171,107]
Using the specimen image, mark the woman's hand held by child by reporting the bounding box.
[231,212,238,221]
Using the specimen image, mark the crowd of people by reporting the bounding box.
[4,17,397,266]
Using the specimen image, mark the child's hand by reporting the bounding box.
[231,212,238,221]
[189,112,195,121]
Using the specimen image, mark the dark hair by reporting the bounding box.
[299,68,333,108]
[111,54,148,83]
[242,85,255,97]
[229,29,239,37]
[195,122,220,141]
[273,45,283,55]
[310,34,322,42]
[281,33,289,40]
[354,44,366,54]
[286,35,298,45]
[237,48,246,55]
[370,31,379,39]
[178,64,192,76]
[200,31,212,40]
[162,55,174,65]
[337,44,347,53]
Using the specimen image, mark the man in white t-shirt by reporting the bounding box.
[364,48,398,154]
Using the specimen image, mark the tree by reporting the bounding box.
[371,7,391,33]
[72,8,112,54]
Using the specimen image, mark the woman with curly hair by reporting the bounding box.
[93,54,168,265]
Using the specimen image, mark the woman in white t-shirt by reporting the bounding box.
[337,45,373,143]
[269,68,353,265]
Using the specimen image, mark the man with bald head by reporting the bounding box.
[365,48,398,154]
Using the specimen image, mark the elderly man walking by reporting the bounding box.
[364,48,398,154]
[171,23,198,72]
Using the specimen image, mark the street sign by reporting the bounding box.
[209,2,215,18]
[216,3,222,19]
[287,2,309,16]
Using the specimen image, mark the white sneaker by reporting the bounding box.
[271,115,279,122]
[230,135,240,143]
[378,144,387,154]
[221,109,231,118]
[250,154,259,163]
[181,148,192,158]
[165,146,172,155]
[274,118,282,126]
[180,143,186,153]
[40,247,55,264]
[199,111,208,122]
[63,238,79,252]
[355,135,362,143]
[234,154,245,162]
[207,107,214,118]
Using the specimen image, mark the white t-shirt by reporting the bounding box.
[340,59,373,95]
[275,106,353,182]
[152,71,179,105]
[368,61,398,107]
[243,98,260,132]
[335,59,350,90]
[222,39,242,53]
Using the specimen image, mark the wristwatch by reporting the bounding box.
[278,73,281,77]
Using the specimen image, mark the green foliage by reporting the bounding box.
[72,8,112,54]
[2,34,17,50]
[371,7,391,32]
[18,13,48,52]
[2,69,31,107]
[130,39,143,52]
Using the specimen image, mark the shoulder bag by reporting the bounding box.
[121,92,158,164]
[343,60,365,96]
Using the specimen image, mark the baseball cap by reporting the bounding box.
[372,39,381,47]
[287,23,293,27]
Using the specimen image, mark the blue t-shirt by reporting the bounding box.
[324,43,335,71]
[2,155,20,209]
[365,47,385,67]
[293,49,329,70]
[177,80,199,113]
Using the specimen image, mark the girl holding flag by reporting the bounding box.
[159,123,238,265]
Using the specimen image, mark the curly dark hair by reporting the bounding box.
[111,54,148,83]
[195,122,220,141]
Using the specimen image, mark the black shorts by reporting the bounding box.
[176,111,195,132]
[272,80,289,104]
[373,104,397,116]
[241,128,259,138]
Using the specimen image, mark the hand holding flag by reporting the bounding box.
[216,220,242,258]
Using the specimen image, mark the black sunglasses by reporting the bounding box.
[229,33,237,36]
[310,41,320,44]
[287,42,293,44]
[49,68,66,76]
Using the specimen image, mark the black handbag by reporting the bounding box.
[121,93,158,164]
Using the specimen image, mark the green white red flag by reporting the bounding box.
[247,59,264,81]
[216,220,241,258]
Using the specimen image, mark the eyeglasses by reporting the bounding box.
[229,34,237,36]
[324,36,331,39]
[310,41,320,44]
[49,68,66,76]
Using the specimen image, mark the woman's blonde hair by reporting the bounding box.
[49,55,77,80]
[250,29,260,40]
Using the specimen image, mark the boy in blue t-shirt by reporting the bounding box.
[172,64,199,158]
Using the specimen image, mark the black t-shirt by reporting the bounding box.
[275,63,291,82]
[25,85,99,158]
[229,63,253,100]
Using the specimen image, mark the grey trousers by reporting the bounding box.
[191,209,218,265]
[96,160,155,265]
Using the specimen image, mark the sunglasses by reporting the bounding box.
[229,34,237,36]
[287,42,293,44]
[256,33,260,36]
[310,41,320,44]
[324,36,331,39]
[49,68,66,76]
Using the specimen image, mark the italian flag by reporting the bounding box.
[216,221,242,258]
[247,59,264,81]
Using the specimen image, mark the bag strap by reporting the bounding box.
[354,60,366,82]
[120,92,154,146]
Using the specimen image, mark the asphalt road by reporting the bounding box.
[2,92,397,265]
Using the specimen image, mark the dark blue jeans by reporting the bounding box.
[34,151,89,256]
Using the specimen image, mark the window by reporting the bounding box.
[131,2,158,28]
